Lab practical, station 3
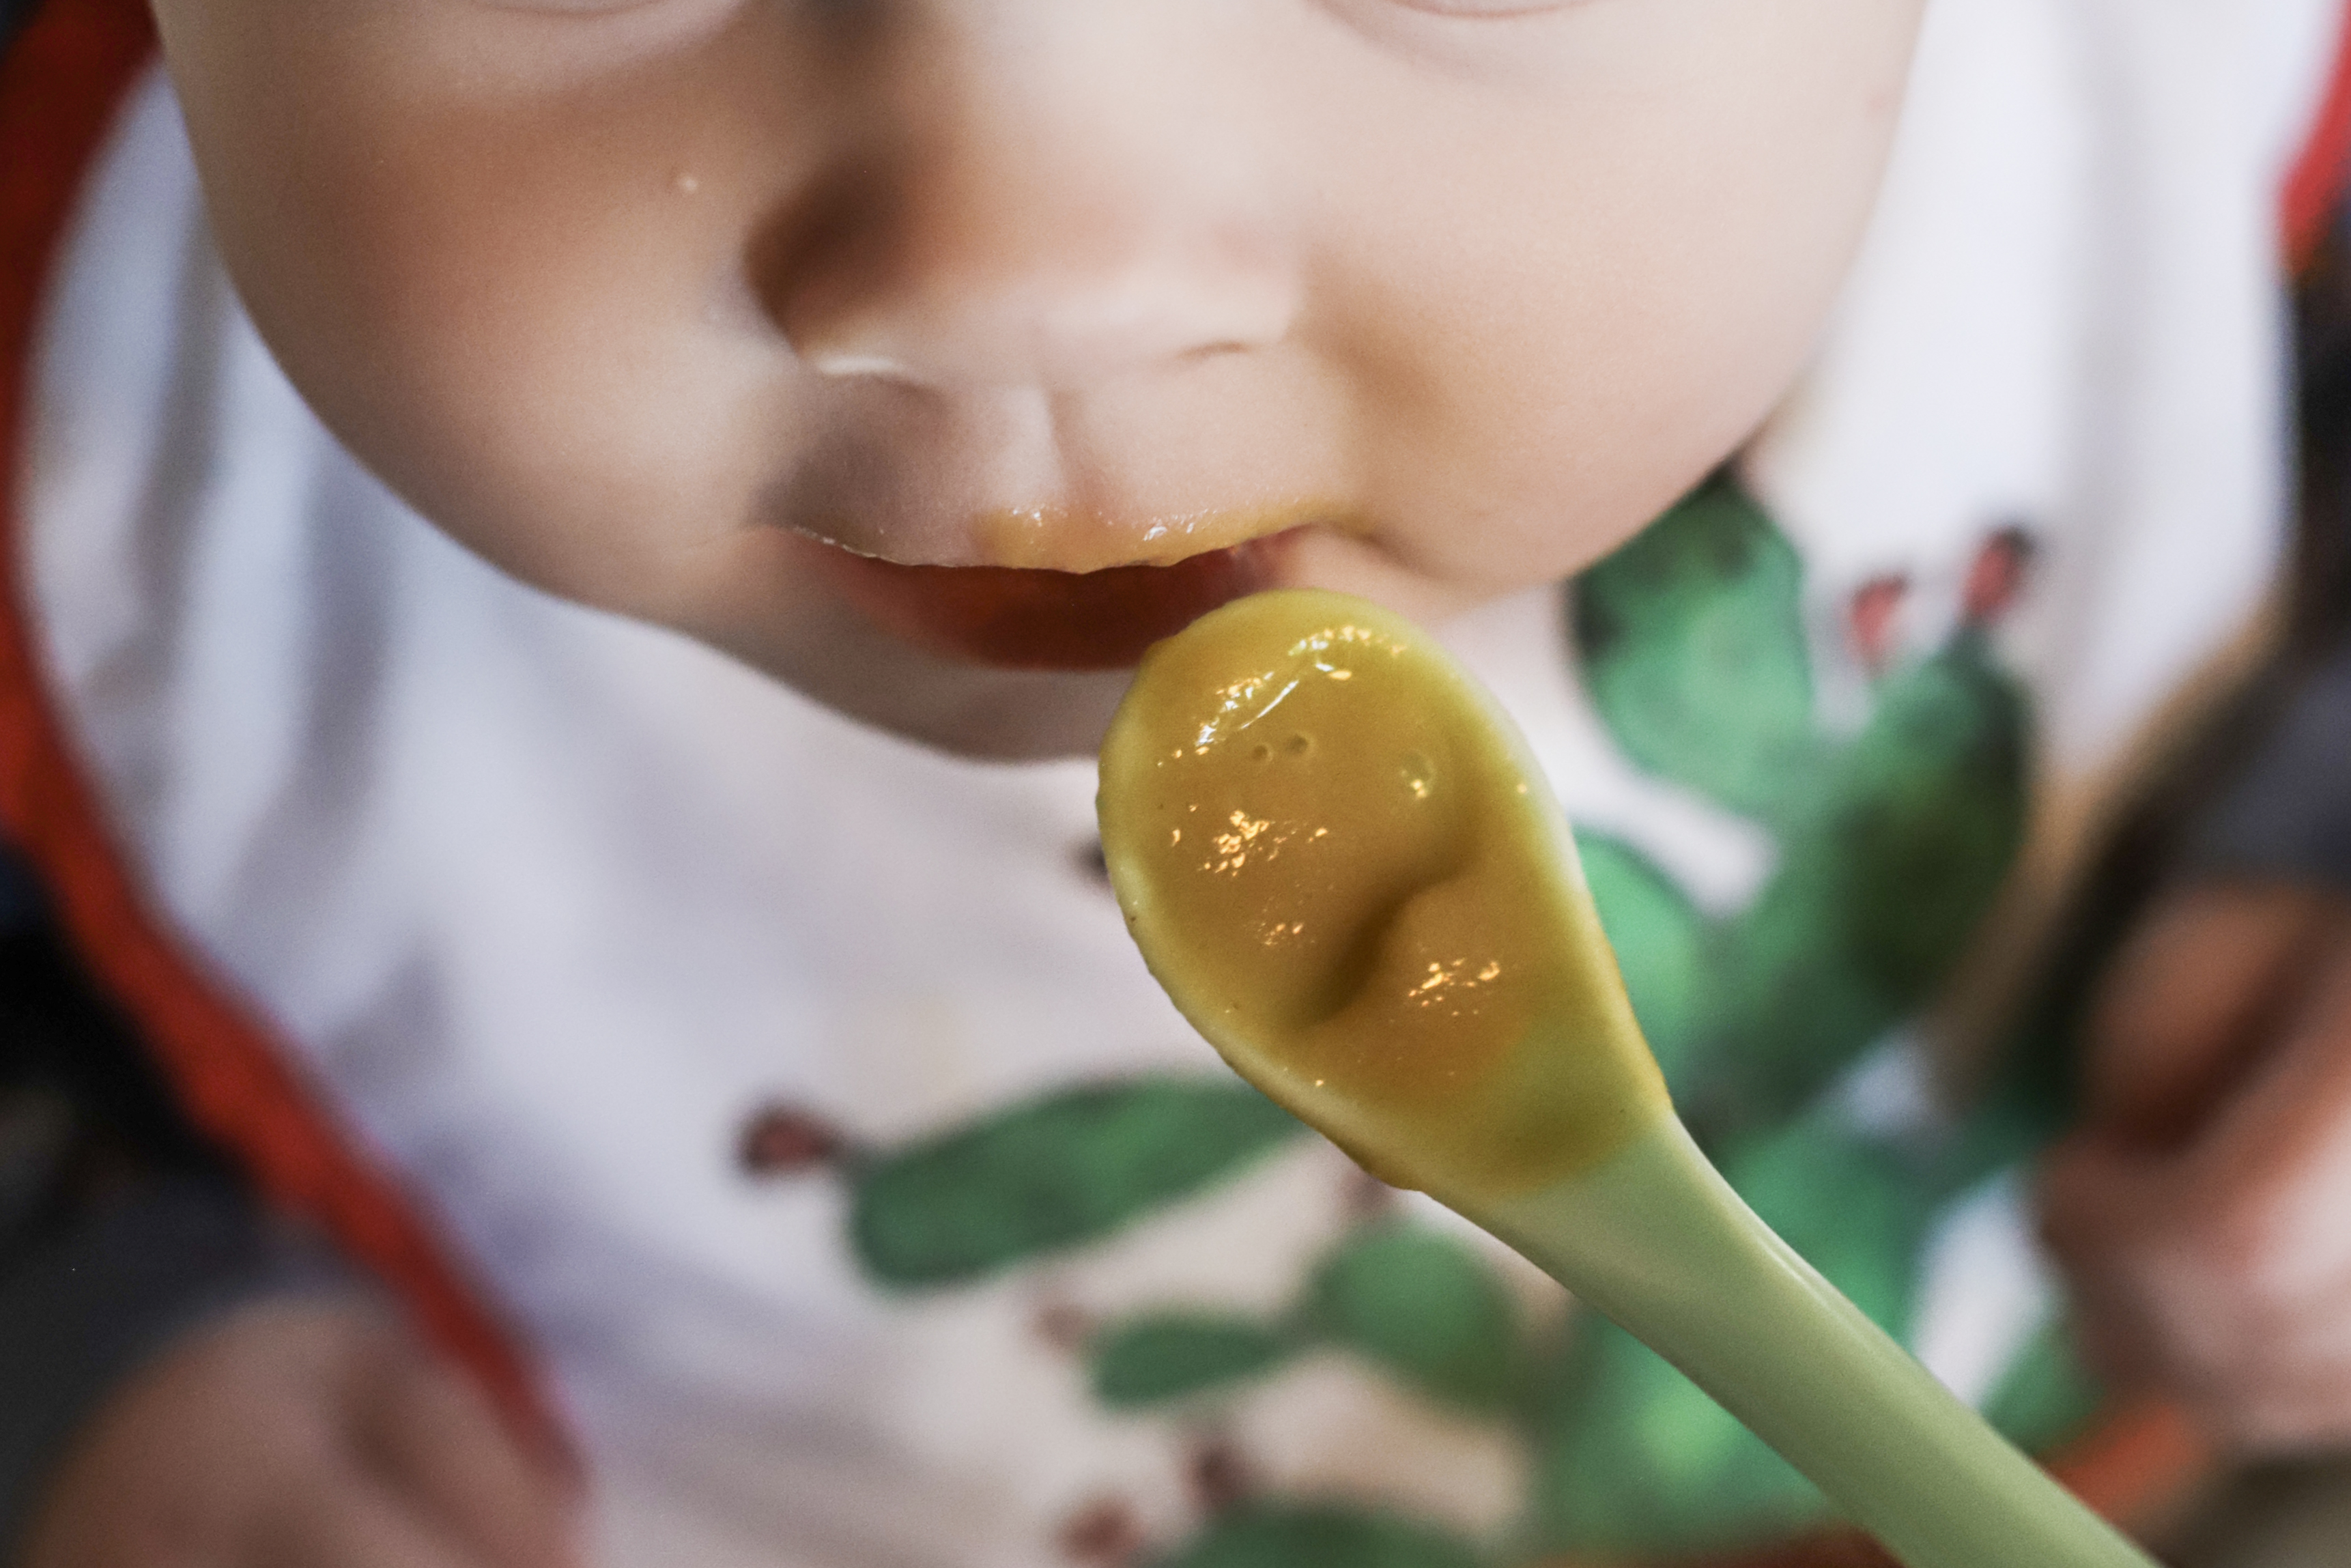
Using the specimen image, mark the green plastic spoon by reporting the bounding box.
[1096,588,2156,1568]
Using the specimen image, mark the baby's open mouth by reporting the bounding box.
[806,530,1303,670]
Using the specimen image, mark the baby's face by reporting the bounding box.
[153,0,1922,757]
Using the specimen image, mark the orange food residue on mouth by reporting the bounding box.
[806,528,1307,670]
[973,502,1329,573]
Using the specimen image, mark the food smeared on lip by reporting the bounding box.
[975,502,1334,574]
[1096,589,1669,1204]
[809,531,1299,670]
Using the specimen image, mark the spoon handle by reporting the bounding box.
[1477,1117,2158,1568]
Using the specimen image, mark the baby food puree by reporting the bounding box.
[1096,588,1668,1208]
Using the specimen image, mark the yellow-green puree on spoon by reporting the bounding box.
[1096,588,2156,1568]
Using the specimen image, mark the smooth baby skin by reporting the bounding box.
[149,0,1925,756]
[1098,590,1668,1207]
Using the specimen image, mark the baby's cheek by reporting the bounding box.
[1303,147,1881,594]
[1336,300,1767,595]
[158,0,799,604]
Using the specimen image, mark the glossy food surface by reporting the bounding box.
[1098,590,1668,1205]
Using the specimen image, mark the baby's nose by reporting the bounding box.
[760,25,1296,392]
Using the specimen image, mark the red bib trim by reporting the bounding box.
[0,0,560,1467]
[2287,1,2351,270]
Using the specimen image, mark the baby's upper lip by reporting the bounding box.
[969,501,1333,574]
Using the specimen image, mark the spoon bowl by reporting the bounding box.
[1097,589,1668,1203]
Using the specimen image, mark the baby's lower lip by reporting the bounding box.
[808,531,1301,670]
